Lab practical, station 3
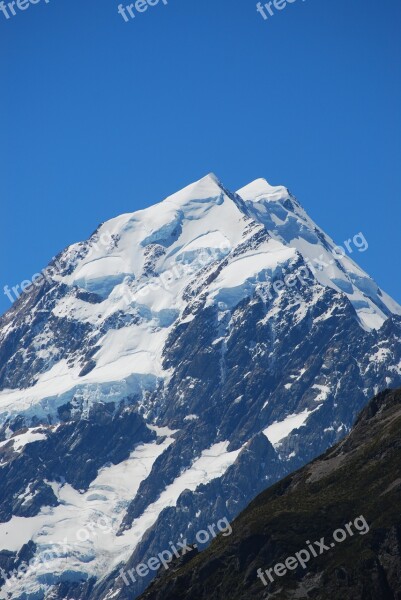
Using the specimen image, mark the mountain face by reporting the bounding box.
[138,387,401,600]
[0,174,400,600]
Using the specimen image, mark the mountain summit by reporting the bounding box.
[0,175,400,599]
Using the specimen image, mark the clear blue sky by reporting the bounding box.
[1,0,400,315]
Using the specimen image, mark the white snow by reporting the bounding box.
[312,384,331,402]
[237,178,289,203]
[369,347,391,364]
[263,409,314,445]
[206,240,296,309]
[0,429,47,451]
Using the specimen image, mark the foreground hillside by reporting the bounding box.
[140,387,401,600]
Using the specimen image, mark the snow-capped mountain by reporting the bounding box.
[1,174,400,599]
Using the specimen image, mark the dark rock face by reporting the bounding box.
[0,542,37,590]
[0,281,68,390]
[138,388,401,600]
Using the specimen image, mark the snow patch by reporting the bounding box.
[263,409,313,445]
